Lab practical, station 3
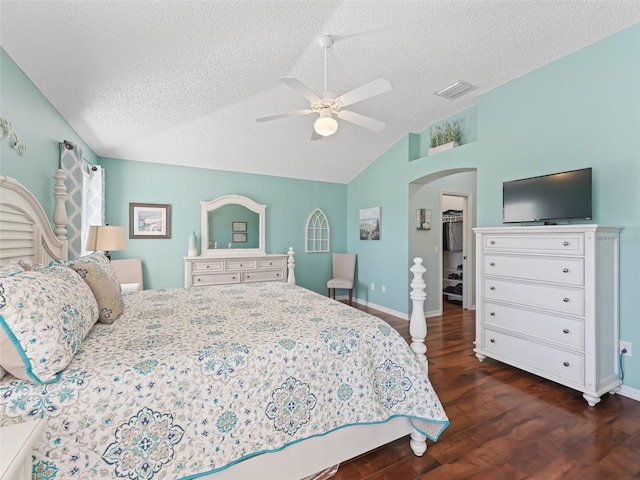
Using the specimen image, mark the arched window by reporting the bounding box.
[305,208,329,253]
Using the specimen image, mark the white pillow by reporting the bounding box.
[0,264,99,383]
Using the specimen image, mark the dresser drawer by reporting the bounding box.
[242,270,284,282]
[192,261,224,272]
[193,272,241,285]
[226,259,257,271]
[483,278,584,316]
[483,233,584,255]
[257,258,285,269]
[482,328,584,385]
[482,301,584,349]
[483,254,584,286]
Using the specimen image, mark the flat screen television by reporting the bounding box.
[503,167,592,223]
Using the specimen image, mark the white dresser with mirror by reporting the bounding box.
[184,194,294,287]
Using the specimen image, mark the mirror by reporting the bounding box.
[417,208,431,230]
[201,195,266,256]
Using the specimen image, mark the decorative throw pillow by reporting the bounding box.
[0,264,99,383]
[17,259,46,271]
[67,253,124,324]
[0,263,24,277]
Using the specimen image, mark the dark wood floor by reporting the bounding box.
[333,299,640,480]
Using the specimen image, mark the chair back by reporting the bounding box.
[332,253,356,281]
[111,258,143,290]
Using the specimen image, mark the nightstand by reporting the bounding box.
[0,419,47,480]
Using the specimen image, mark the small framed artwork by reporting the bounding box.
[232,221,247,232]
[129,203,171,239]
[359,207,381,240]
[232,232,247,243]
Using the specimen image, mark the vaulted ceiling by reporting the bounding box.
[1,1,639,183]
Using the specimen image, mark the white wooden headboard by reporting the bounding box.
[0,172,68,264]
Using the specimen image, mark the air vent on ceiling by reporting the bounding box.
[435,80,476,100]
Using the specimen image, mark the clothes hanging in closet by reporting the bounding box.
[443,220,463,251]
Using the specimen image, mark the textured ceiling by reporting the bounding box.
[1,1,639,184]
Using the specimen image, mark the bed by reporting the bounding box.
[0,173,449,480]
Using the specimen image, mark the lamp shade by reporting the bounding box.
[86,225,126,252]
[314,115,338,137]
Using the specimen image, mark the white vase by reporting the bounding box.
[428,141,459,155]
[188,231,197,256]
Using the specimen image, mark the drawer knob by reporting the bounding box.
[276,273,280,277]
[232,276,236,280]
[197,278,201,282]
[489,262,495,267]
[246,275,250,278]
[489,240,495,245]
[489,312,496,316]
[490,338,496,343]
[562,268,569,273]
[206,265,210,269]
[269,262,273,265]
[563,328,570,334]
[489,286,496,291]
[563,297,570,303]
[240,264,243,267]
[563,241,569,246]
[563,361,570,367]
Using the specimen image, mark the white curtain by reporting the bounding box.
[60,141,104,258]
[81,167,105,256]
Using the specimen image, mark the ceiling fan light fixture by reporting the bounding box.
[314,113,338,137]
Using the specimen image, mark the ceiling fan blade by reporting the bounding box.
[338,110,386,132]
[280,77,322,104]
[336,78,391,107]
[256,109,314,123]
[310,129,323,141]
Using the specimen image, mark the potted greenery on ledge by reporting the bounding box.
[428,120,461,155]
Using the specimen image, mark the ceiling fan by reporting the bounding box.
[256,35,391,140]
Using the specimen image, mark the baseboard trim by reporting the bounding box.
[426,309,442,318]
[352,297,409,320]
[619,384,640,402]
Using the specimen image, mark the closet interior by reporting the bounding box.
[442,195,464,305]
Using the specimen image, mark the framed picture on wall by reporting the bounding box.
[232,221,247,232]
[129,203,171,239]
[232,232,247,243]
[359,206,381,240]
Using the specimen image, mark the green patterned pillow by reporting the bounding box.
[67,253,125,324]
[0,264,99,383]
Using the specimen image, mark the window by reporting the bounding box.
[305,208,329,253]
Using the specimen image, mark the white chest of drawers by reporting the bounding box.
[474,225,622,406]
[184,254,287,287]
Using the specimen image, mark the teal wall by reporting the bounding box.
[0,49,99,219]
[348,24,640,390]
[100,157,347,293]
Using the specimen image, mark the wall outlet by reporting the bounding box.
[370,283,375,291]
[382,285,386,293]
[620,341,632,357]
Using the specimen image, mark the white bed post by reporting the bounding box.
[409,257,428,372]
[409,256,428,456]
[52,169,67,242]
[287,247,296,285]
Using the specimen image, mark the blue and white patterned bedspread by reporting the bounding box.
[0,282,448,479]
